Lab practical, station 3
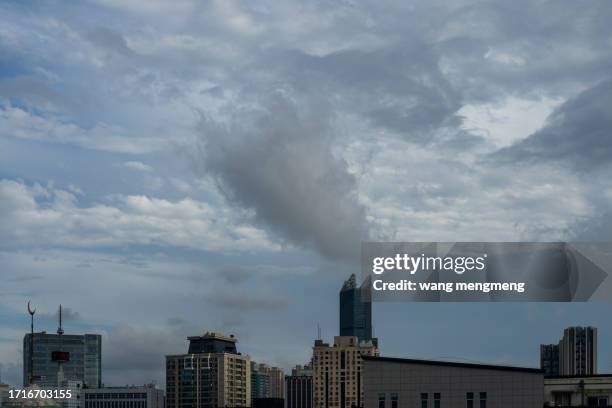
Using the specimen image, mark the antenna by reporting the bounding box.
[317,323,322,340]
[57,304,64,335]
[27,300,36,385]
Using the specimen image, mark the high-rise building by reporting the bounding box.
[166,332,251,408]
[84,384,165,408]
[339,275,372,344]
[285,365,313,408]
[252,362,270,399]
[540,344,560,376]
[312,336,378,408]
[23,332,102,388]
[559,326,597,376]
[258,365,284,399]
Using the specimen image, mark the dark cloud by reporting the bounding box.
[194,91,370,261]
[489,80,612,171]
[273,46,462,142]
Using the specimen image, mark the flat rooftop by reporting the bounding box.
[362,355,543,374]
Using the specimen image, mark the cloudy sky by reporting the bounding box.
[2,0,612,387]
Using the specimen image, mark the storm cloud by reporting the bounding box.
[491,79,612,171]
[2,0,612,388]
[195,92,370,260]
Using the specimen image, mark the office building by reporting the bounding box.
[362,356,544,408]
[285,365,313,408]
[84,384,164,408]
[258,366,284,399]
[312,336,379,408]
[339,275,373,343]
[544,374,612,406]
[559,326,597,376]
[252,362,270,399]
[540,344,560,376]
[166,332,251,408]
[23,332,102,388]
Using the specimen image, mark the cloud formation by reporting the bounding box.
[195,92,370,260]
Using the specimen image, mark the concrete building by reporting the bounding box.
[541,344,561,377]
[285,365,313,408]
[83,385,164,408]
[23,333,102,388]
[263,366,285,398]
[544,375,612,407]
[339,275,373,344]
[559,327,597,376]
[362,356,544,408]
[0,383,10,407]
[312,336,379,408]
[166,332,251,408]
[252,362,270,399]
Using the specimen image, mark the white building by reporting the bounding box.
[544,375,612,407]
[83,385,164,408]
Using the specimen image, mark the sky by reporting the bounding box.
[1,0,612,388]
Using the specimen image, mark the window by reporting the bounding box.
[479,392,487,408]
[378,393,385,408]
[391,393,398,408]
[421,393,428,408]
[434,393,440,408]
[466,392,474,408]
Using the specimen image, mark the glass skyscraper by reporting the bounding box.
[339,274,372,343]
[23,333,102,388]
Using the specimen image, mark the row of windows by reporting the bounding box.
[377,392,488,408]
[85,393,147,399]
[85,401,148,408]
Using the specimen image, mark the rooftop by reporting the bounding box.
[362,356,543,374]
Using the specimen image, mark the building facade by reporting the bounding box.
[285,365,313,408]
[258,366,284,400]
[312,336,379,408]
[23,333,102,388]
[84,385,165,408]
[339,275,372,343]
[544,375,612,407]
[166,332,251,408]
[541,344,561,377]
[252,362,270,399]
[559,327,597,376]
[362,356,544,408]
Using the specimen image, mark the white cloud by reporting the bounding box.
[0,179,279,253]
[0,104,167,154]
[123,161,154,172]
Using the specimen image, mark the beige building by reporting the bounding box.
[257,364,285,399]
[166,332,251,408]
[312,336,379,408]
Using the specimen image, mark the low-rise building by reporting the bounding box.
[544,375,612,407]
[83,384,164,408]
[362,356,544,408]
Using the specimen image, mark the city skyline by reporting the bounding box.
[2,0,612,392]
[2,290,612,389]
